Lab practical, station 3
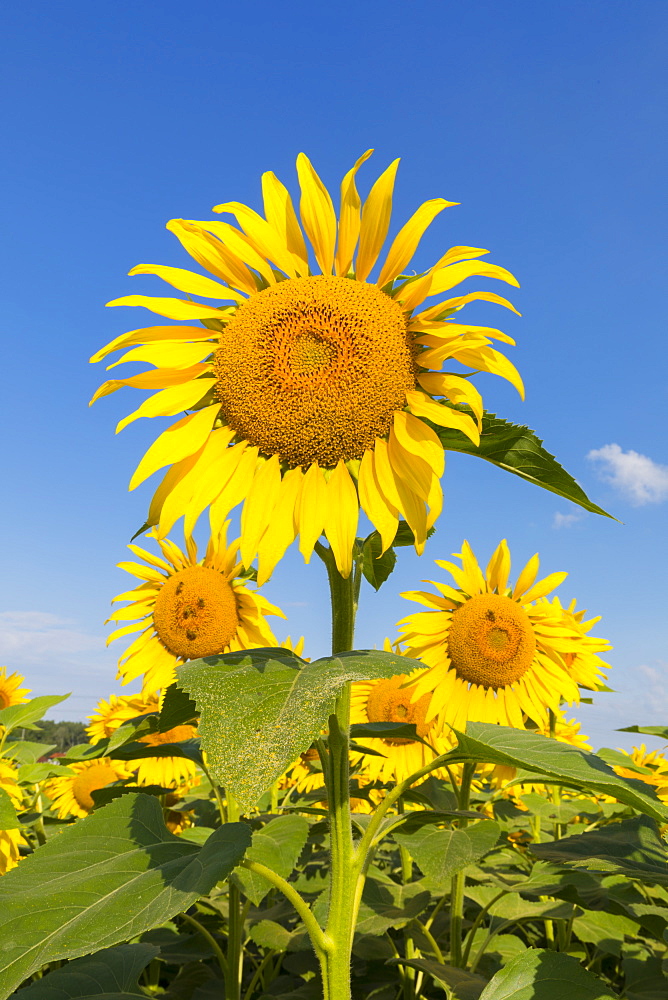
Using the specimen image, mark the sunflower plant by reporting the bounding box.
[1,152,667,1000]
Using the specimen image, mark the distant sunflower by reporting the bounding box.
[107,522,283,693]
[0,667,30,710]
[87,692,200,790]
[399,540,604,730]
[613,744,668,806]
[44,759,129,819]
[0,760,27,874]
[350,670,454,784]
[91,151,522,579]
[536,596,611,691]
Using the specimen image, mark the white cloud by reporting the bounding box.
[553,511,583,529]
[587,443,668,505]
[0,611,102,661]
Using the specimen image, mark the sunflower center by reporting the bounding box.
[447,593,536,688]
[72,765,118,812]
[213,275,417,467]
[366,675,433,745]
[152,565,239,659]
[140,724,197,747]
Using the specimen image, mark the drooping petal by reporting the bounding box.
[129,404,220,490]
[429,260,520,296]
[324,461,358,578]
[240,454,283,568]
[358,449,399,553]
[334,149,374,277]
[90,326,216,364]
[417,374,484,425]
[106,295,232,322]
[90,364,211,405]
[115,377,215,433]
[355,159,400,282]
[376,198,455,288]
[296,153,337,275]
[257,467,303,585]
[297,463,329,562]
[405,390,480,446]
[392,411,445,478]
[107,342,214,371]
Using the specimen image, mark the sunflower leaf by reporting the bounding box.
[10,942,159,1000]
[360,532,397,591]
[0,794,251,997]
[232,814,309,905]
[444,723,668,823]
[432,409,615,518]
[393,819,500,888]
[478,949,615,1000]
[0,695,70,737]
[387,958,488,1000]
[176,647,424,812]
[619,724,668,739]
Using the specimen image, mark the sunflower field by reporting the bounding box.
[1,152,667,1000]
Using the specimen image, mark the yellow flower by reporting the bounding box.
[350,670,455,785]
[0,761,27,874]
[87,692,200,790]
[0,667,30,710]
[44,759,130,819]
[91,151,522,579]
[398,539,609,731]
[613,744,668,805]
[536,596,611,692]
[107,521,284,693]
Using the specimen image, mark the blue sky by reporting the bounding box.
[1,1,666,750]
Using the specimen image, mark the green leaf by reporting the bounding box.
[11,943,159,1000]
[445,723,668,823]
[159,683,199,730]
[478,948,615,1000]
[232,814,309,905]
[622,953,668,1000]
[619,725,668,740]
[0,788,19,831]
[531,815,668,885]
[388,958,488,1000]
[361,531,396,591]
[0,695,70,736]
[5,741,57,765]
[433,410,614,519]
[394,820,500,889]
[572,909,641,957]
[357,877,431,933]
[350,721,434,750]
[249,919,293,952]
[176,647,423,812]
[0,793,251,997]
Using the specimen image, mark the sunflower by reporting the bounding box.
[0,760,27,874]
[350,669,455,785]
[91,151,522,580]
[535,596,611,691]
[613,744,668,806]
[44,759,130,819]
[87,692,200,790]
[398,540,609,731]
[107,521,284,693]
[0,667,30,711]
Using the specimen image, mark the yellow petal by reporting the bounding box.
[128,263,244,301]
[148,449,203,528]
[453,345,525,399]
[296,153,337,275]
[297,463,328,562]
[324,460,358,578]
[261,171,309,273]
[182,430,240,536]
[512,553,540,599]
[334,149,374,277]
[115,377,214,433]
[192,220,275,286]
[114,561,166,583]
[417,374,484,426]
[521,572,568,604]
[429,261,520,296]
[376,198,455,288]
[107,342,214,371]
[405,391,480,446]
[167,219,257,294]
[393,410,445,478]
[426,472,443,531]
[393,271,438,312]
[387,426,433,502]
[257,467,303,584]
[212,200,299,277]
[358,449,398,553]
[371,437,402,512]
[355,159,400,283]
[434,289,521,318]
[485,540,511,593]
[105,295,232,321]
[460,541,487,594]
[240,454,283,567]
[209,447,259,538]
[129,404,219,490]
[394,475,428,554]
[90,325,216,364]
[90,364,211,405]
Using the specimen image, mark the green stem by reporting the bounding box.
[180,910,229,980]
[398,798,416,1000]
[239,859,330,957]
[461,891,507,967]
[449,763,475,967]
[242,950,280,1000]
[226,794,243,1000]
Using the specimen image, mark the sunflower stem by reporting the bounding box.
[449,762,475,967]
[225,794,244,1000]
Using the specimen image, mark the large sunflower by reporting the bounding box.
[91,151,522,579]
[350,669,455,785]
[107,521,284,693]
[0,667,30,710]
[86,692,200,790]
[398,540,610,731]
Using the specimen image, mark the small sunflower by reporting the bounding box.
[0,760,27,874]
[44,759,129,819]
[613,744,668,806]
[87,692,200,790]
[536,596,611,691]
[107,521,284,693]
[399,540,609,731]
[91,151,522,579]
[0,667,30,711]
[350,670,454,785]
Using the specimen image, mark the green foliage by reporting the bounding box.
[233,814,309,905]
[0,696,70,738]
[394,820,500,888]
[434,410,614,518]
[12,943,159,1000]
[176,646,423,812]
[14,720,88,751]
[477,949,616,1000]
[0,794,250,997]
